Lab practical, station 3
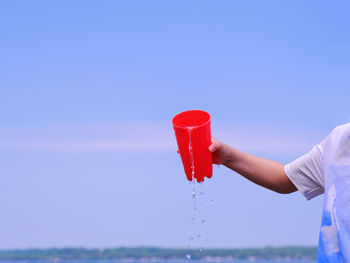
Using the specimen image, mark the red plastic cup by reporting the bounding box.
[172,110,212,182]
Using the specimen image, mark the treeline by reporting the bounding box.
[0,246,317,260]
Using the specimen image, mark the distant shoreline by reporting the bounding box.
[0,247,317,260]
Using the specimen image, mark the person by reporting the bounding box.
[208,123,350,262]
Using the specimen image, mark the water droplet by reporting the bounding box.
[201,219,205,224]
[191,191,196,199]
[197,234,201,238]
[210,199,214,203]
[186,254,191,260]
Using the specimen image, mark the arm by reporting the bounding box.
[209,138,297,194]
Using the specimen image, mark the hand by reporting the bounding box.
[209,137,231,165]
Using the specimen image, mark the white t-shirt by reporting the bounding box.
[284,123,350,262]
[285,143,325,200]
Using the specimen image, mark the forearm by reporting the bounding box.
[222,145,297,194]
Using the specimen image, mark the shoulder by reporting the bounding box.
[321,123,350,145]
[321,123,350,165]
[330,123,350,136]
[324,123,350,147]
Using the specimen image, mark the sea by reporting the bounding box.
[0,260,317,263]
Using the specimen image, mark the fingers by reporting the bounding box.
[209,136,220,152]
[211,136,218,144]
[176,137,221,153]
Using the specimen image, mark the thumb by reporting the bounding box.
[209,144,216,152]
[209,137,219,152]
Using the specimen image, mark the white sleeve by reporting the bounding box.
[284,144,325,200]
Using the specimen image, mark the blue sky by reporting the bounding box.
[1,0,350,249]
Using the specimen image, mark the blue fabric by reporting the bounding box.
[317,165,350,262]
[313,124,350,262]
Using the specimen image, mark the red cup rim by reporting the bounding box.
[172,110,211,129]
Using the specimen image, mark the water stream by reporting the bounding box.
[186,127,208,260]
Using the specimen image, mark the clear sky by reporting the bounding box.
[1,0,350,249]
